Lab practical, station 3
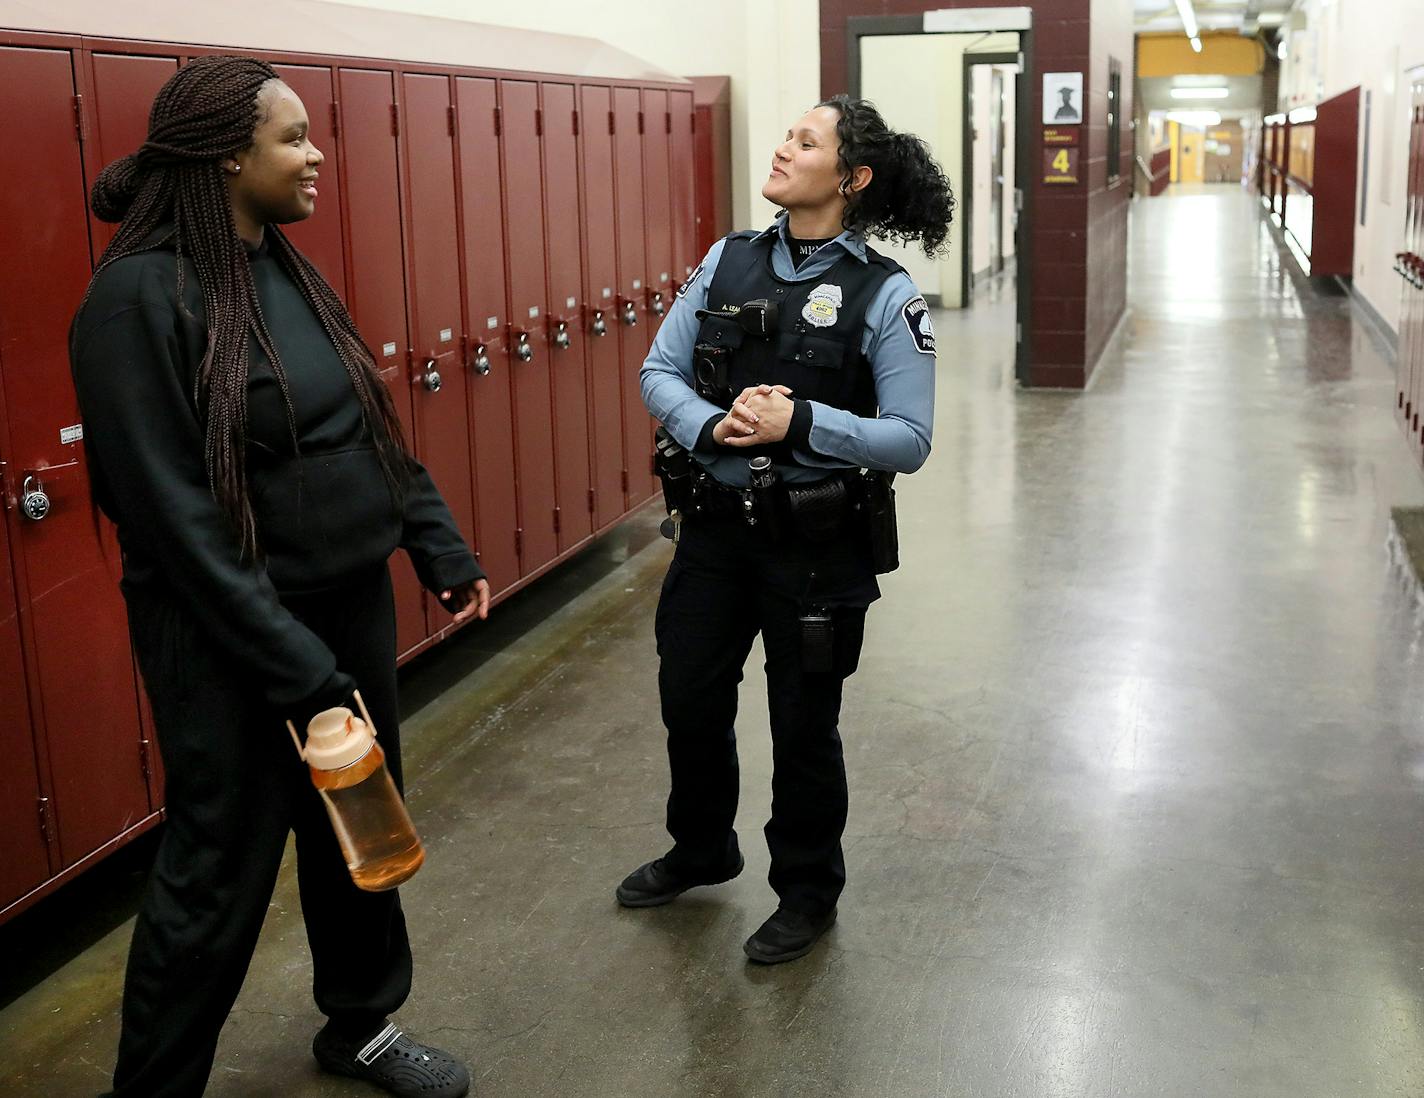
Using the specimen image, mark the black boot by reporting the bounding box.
[615,853,745,907]
[743,906,837,964]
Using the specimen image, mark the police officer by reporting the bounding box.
[617,96,954,963]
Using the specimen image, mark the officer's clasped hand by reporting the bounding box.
[714,384,795,447]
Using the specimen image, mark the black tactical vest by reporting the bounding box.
[694,231,905,417]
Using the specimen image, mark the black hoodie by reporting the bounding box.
[70,229,482,721]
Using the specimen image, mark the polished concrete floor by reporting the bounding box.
[6,187,1424,1097]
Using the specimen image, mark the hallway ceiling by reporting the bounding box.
[1134,0,1295,35]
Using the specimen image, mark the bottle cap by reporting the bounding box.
[287,691,378,770]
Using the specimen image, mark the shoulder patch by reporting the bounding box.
[676,260,705,299]
[901,296,936,355]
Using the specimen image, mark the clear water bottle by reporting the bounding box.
[287,692,425,892]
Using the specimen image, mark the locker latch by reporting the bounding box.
[513,330,534,362]
[421,359,443,392]
[552,320,571,350]
[648,289,666,318]
[471,343,492,375]
[616,297,639,327]
[590,309,608,337]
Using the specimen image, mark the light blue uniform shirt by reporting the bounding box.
[640,218,935,488]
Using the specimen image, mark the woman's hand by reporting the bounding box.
[713,384,794,446]
[440,578,491,624]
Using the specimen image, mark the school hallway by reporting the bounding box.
[5,186,1424,1097]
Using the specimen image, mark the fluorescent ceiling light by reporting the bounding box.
[1190,36,1203,53]
[1171,87,1229,98]
[1167,110,1222,126]
[1277,40,1287,61]
[1257,12,1285,24]
[1288,106,1317,124]
[1174,0,1200,39]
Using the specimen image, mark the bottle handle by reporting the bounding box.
[352,689,377,739]
[286,720,307,762]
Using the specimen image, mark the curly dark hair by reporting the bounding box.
[78,55,409,558]
[816,94,956,258]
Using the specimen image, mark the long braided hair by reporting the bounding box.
[83,55,409,556]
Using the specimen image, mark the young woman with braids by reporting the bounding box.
[622,96,952,964]
[70,56,486,1098]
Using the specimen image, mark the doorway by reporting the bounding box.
[851,13,1032,384]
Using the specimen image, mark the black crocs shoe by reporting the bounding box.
[743,906,837,964]
[313,1021,470,1097]
[615,854,745,907]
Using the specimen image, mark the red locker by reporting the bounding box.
[613,86,654,508]
[83,52,179,261]
[0,403,52,905]
[578,85,628,531]
[499,79,558,576]
[337,67,424,654]
[668,89,697,284]
[541,82,593,554]
[0,45,151,867]
[640,88,675,486]
[455,76,519,593]
[272,64,346,302]
[401,73,478,615]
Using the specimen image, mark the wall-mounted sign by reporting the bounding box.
[1043,72,1084,125]
[1042,127,1079,146]
[1043,146,1080,184]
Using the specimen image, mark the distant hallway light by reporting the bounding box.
[1166,110,1222,126]
[1170,87,1229,99]
[1287,106,1317,124]
[1174,0,1201,39]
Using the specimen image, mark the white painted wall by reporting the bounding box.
[862,32,1018,307]
[327,0,821,237]
[1277,0,1424,335]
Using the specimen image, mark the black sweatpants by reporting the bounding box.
[655,512,877,917]
[106,566,411,1098]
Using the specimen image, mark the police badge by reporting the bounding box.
[801,283,843,328]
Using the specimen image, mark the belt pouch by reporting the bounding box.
[654,427,694,515]
[861,471,900,574]
[786,477,849,542]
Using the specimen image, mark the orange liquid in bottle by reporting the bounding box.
[310,742,425,891]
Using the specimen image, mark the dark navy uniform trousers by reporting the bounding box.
[656,508,876,917]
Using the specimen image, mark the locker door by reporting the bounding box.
[273,65,346,301]
[0,46,149,867]
[669,89,697,284]
[401,74,477,610]
[84,53,178,261]
[579,86,627,531]
[499,79,558,575]
[0,425,52,906]
[1410,82,1424,450]
[640,88,675,496]
[613,87,654,507]
[542,82,593,553]
[337,68,424,653]
[455,77,519,593]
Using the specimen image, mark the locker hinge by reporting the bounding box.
[515,528,523,557]
[621,469,630,492]
[665,112,671,134]
[330,101,341,138]
[572,109,580,135]
[587,487,596,513]
[72,94,85,143]
[553,506,561,534]
[390,103,400,137]
[608,110,615,134]
[535,108,543,136]
[690,112,696,134]
[494,106,502,136]
[37,797,51,844]
[448,105,456,136]
[638,111,645,135]
[139,738,152,781]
